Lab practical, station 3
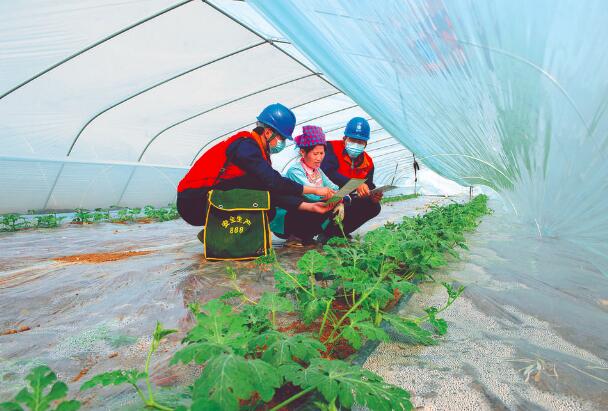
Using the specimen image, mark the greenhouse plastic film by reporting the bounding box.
[250,0,608,273]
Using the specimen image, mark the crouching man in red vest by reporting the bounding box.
[320,117,382,238]
[177,103,335,241]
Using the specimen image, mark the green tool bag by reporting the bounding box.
[203,189,271,261]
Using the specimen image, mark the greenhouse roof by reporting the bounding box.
[0,0,433,213]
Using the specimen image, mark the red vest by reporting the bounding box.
[177,131,269,192]
[328,140,374,180]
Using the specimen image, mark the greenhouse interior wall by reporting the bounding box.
[0,1,606,410]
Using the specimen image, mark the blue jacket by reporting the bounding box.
[217,138,304,211]
[270,161,338,235]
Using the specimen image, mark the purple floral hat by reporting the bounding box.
[294,125,326,148]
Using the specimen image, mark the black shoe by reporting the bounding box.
[197,229,205,244]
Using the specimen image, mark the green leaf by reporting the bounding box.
[2,366,81,411]
[182,299,250,354]
[46,381,68,402]
[315,287,336,300]
[192,354,281,411]
[334,266,367,281]
[261,333,325,366]
[383,314,436,346]
[0,403,23,411]
[429,317,448,335]
[342,312,389,349]
[283,358,412,411]
[190,399,222,411]
[297,250,329,275]
[218,290,244,301]
[369,285,395,308]
[301,299,325,325]
[171,342,228,365]
[391,277,420,295]
[80,370,145,391]
[364,229,401,258]
[341,326,363,349]
[247,330,283,353]
[427,253,446,268]
[424,307,448,335]
[458,242,469,250]
[326,237,349,246]
[240,303,273,334]
[258,292,294,314]
[273,270,301,294]
[151,322,177,352]
[255,251,277,265]
[55,400,81,411]
[442,282,464,300]
[12,366,63,411]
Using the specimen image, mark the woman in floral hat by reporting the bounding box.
[270,125,340,245]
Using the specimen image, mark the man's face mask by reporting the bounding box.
[268,132,286,154]
[345,140,365,159]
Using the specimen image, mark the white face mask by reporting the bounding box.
[269,135,286,154]
[345,141,365,159]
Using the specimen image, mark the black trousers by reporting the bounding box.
[177,188,209,226]
[177,187,283,227]
[283,197,382,240]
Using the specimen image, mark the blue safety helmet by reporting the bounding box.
[344,117,371,141]
[257,103,296,140]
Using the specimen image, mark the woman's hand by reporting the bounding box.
[299,202,334,214]
[314,186,335,200]
[356,183,370,197]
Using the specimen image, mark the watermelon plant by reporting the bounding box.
[0,214,30,232]
[0,366,80,411]
[80,322,176,411]
[71,209,93,224]
[35,214,65,228]
[2,203,180,233]
[380,193,418,204]
[91,208,110,223]
[6,195,490,410]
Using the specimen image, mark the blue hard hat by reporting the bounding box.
[344,117,370,141]
[257,103,296,140]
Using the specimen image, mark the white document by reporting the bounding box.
[370,185,398,196]
[324,178,366,205]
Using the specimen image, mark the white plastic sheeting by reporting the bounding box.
[250,0,608,272]
[0,0,455,213]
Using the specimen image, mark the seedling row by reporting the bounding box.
[1,195,491,411]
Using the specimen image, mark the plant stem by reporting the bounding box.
[275,263,314,298]
[269,386,316,411]
[142,343,174,411]
[309,273,317,298]
[326,272,386,345]
[144,343,155,403]
[318,299,332,339]
[374,302,381,327]
[228,271,257,305]
[145,400,174,411]
[415,288,463,325]
[131,384,148,405]
[334,214,347,241]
